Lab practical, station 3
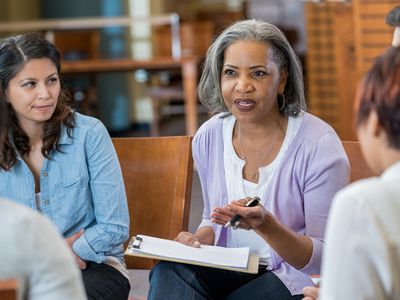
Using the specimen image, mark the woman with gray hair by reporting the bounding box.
[149,20,349,299]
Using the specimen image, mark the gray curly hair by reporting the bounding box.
[198,19,306,117]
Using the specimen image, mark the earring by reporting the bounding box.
[278,93,286,111]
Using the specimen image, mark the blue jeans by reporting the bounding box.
[81,262,130,300]
[148,261,303,300]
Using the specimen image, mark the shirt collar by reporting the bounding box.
[381,160,400,180]
[58,124,74,145]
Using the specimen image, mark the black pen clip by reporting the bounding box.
[128,236,142,249]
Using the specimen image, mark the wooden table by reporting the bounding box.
[61,56,199,136]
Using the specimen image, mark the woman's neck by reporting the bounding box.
[236,114,287,140]
[18,121,43,147]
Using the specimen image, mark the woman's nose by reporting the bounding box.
[37,83,50,99]
[235,76,254,93]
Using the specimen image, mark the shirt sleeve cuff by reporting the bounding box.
[299,237,323,275]
[72,232,104,263]
[198,219,213,229]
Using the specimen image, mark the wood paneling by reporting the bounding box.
[305,1,397,141]
[305,2,356,140]
[353,1,396,79]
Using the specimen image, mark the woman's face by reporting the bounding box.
[6,58,60,130]
[221,40,286,125]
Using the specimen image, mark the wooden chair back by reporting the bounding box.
[0,279,17,300]
[342,141,374,182]
[112,136,193,269]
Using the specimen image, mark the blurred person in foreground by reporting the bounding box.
[303,46,400,300]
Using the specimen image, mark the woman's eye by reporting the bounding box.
[224,69,236,76]
[21,81,36,88]
[47,77,58,84]
[253,70,266,77]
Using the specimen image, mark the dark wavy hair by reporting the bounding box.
[0,32,75,170]
[356,46,400,149]
[0,88,6,155]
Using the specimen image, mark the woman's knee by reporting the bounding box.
[149,261,184,281]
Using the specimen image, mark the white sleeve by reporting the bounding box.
[319,189,388,300]
[27,212,87,300]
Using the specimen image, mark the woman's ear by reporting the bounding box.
[279,69,288,94]
[367,110,383,138]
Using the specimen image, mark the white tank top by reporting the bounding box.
[222,114,302,265]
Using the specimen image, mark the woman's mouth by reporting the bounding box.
[33,104,53,112]
[234,99,256,111]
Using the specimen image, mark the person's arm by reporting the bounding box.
[212,199,312,269]
[255,208,313,269]
[175,226,215,247]
[191,127,217,243]
[296,132,350,273]
[72,120,129,262]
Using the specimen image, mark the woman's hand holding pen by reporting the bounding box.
[211,198,271,231]
[65,229,87,270]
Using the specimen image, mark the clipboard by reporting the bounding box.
[125,235,260,274]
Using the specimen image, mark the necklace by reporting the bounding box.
[238,118,283,182]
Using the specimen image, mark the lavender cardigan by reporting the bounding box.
[193,112,350,295]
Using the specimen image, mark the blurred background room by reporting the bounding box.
[0,1,397,298]
[0,0,396,140]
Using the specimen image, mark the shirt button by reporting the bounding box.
[43,172,48,177]
[44,199,50,205]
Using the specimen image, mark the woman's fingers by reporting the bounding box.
[74,254,87,270]
[175,231,201,247]
[65,229,84,248]
[211,208,234,225]
[302,286,319,300]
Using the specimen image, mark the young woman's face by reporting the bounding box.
[6,58,60,129]
[221,40,286,125]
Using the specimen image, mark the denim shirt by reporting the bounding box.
[0,113,130,265]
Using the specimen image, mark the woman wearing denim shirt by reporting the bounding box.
[0,33,130,300]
